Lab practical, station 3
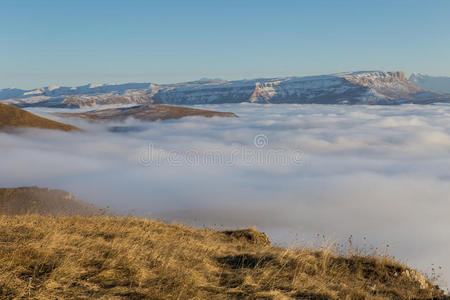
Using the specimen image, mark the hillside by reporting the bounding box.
[0,215,447,299]
[2,71,449,107]
[60,104,237,122]
[0,187,102,216]
[0,103,79,131]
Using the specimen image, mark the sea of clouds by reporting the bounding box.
[1,103,449,286]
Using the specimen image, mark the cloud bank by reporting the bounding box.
[0,103,449,286]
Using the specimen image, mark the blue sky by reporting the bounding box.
[1,0,450,89]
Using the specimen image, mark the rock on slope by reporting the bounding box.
[409,73,450,94]
[0,187,102,216]
[2,71,449,107]
[0,103,79,131]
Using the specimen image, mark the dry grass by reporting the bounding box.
[0,103,79,131]
[0,215,446,300]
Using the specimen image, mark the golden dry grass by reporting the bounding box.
[0,215,446,300]
[0,103,79,131]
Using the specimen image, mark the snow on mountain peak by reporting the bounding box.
[1,71,448,106]
[48,86,61,92]
[89,83,104,89]
[24,89,45,96]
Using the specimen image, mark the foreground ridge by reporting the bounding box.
[0,215,446,300]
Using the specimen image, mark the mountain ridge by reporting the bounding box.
[59,104,237,122]
[2,71,449,107]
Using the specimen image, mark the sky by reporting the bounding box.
[1,0,450,89]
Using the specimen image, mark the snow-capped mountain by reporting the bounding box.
[409,73,450,94]
[1,71,448,108]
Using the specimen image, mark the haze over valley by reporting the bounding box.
[2,1,450,298]
[1,101,449,288]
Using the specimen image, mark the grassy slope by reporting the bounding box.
[0,215,445,300]
[0,103,79,131]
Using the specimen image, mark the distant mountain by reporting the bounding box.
[409,73,450,93]
[0,83,151,100]
[60,104,237,121]
[0,103,79,131]
[0,187,103,216]
[1,71,449,107]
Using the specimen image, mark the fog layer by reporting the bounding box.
[1,103,449,285]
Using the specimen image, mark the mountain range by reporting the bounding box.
[1,71,449,108]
